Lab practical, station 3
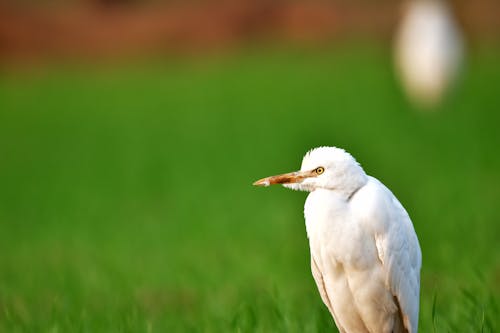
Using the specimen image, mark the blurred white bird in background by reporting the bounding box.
[254,147,421,333]
[394,0,464,109]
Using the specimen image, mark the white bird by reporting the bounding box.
[394,0,463,109]
[254,147,421,333]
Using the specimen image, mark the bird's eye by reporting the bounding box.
[315,167,325,175]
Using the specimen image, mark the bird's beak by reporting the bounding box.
[253,170,314,187]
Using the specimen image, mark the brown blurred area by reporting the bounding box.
[0,0,499,62]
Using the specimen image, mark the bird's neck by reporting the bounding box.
[331,172,368,200]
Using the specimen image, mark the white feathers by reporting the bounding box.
[284,147,421,332]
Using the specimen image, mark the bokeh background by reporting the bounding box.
[1,0,499,331]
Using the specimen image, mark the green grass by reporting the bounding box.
[0,44,499,332]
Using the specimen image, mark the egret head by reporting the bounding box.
[253,147,368,196]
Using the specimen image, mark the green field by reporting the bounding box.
[0,45,499,332]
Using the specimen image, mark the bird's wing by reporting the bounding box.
[367,179,422,333]
[311,256,346,333]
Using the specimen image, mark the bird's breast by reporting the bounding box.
[304,190,378,270]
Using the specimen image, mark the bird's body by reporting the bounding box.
[254,147,421,333]
[394,0,463,108]
[305,177,420,333]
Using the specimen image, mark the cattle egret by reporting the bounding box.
[254,147,421,333]
[394,0,463,109]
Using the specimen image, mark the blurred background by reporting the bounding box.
[0,0,499,331]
